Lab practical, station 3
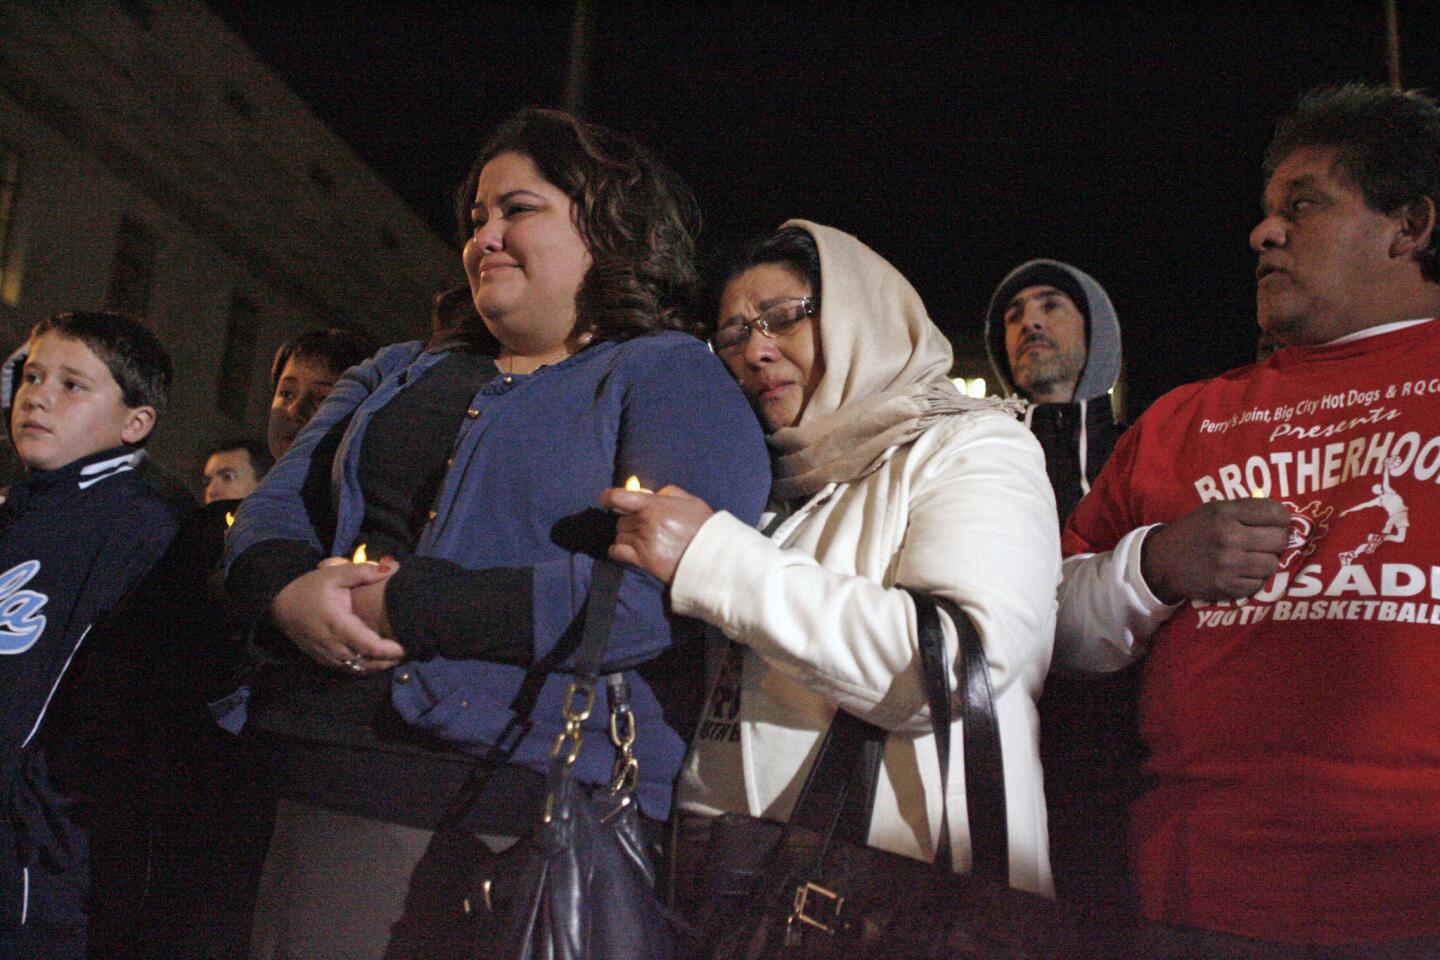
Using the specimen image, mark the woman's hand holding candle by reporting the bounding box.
[600,483,714,584]
[350,558,397,640]
[319,542,373,568]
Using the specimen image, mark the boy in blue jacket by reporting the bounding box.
[0,311,181,960]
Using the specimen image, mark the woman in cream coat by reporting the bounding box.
[602,221,1060,896]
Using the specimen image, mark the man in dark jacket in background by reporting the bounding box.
[986,260,1138,956]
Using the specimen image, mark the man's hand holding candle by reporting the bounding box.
[1140,498,1290,604]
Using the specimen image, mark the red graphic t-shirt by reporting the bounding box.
[1063,319,1440,944]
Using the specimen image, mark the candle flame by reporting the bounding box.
[225,511,235,528]
[353,543,368,563]
[625,475,642,492]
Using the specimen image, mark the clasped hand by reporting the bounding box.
[270,557,404,674]
[271,482,718,673]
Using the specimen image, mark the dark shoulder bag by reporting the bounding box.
[689,588,1076,960]
[387,559,676,960]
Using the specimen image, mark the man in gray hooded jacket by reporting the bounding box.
[986,259,1137,954]
[985,259,1124,522]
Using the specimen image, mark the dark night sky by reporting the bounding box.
[208,1,1440,418]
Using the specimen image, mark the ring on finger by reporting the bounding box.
[339,656,366,674]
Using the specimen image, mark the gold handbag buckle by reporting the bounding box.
[787,881,844,939]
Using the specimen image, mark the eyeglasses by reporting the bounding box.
[710,297,817,356]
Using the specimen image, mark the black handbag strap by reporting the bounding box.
[916,590,955,872]
[914,590,1009,883]
[779,588,1009,883]
[784,709,885,840]
[438,557,626,829]
[572,557,625,684]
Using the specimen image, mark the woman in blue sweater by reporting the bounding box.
[226,109,769,960]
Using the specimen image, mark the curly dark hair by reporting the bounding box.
[1265,83,1440,283]
[456,108,703,342]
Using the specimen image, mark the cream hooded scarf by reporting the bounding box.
[768,220,1014,499]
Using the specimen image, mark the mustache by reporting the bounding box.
[1018,332,1057,353]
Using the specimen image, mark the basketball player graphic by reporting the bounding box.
[1337,457,1408,566]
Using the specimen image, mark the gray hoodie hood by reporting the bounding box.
[984,259,1122,403]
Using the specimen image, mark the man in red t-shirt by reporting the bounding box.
[1059,83,1440,958]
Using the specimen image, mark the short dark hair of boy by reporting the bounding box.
[31,311,173,417]
[1264,83,1440,283]
[269,327,378,390]
[206,435,274,478]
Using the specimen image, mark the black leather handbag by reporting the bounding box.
[687,588,1076,960]
[388,560,675,960]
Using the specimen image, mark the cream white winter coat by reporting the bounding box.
[673,222,1060,896]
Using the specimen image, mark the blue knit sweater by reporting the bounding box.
[227,333,769,817]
